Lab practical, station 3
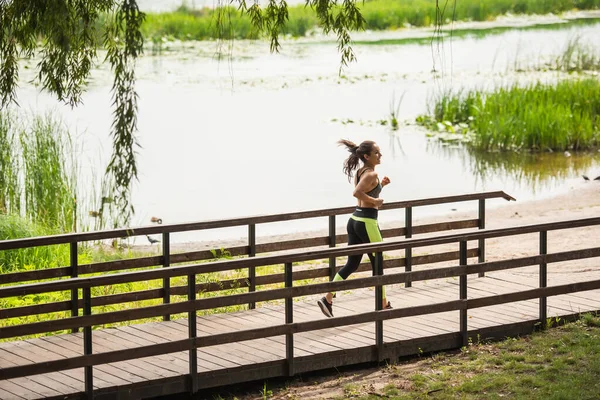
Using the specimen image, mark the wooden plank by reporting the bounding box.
[0,386,26,400]
[56,334,156,383]
[253,307,349,353]
[404,280,517,327]
[168,318,281,364]
[37,335,132,387]
[459,281,540,317]
[123,323,238,370]
[101,326,205,372]
[0,379,43,400]
[231,308,329,355]
[0,355,45,400]
[215,310,317,357]
[470,278,588,316]
[491,274,600,308]
[94,329,191,376]
[85,331,181,380]
[192,314,292,358]
[26,338,108,389]
[128,321,249,368]
[0,267,71,285]
[0,375,63,399]
[0,346,83,394]
[292,301,378,349]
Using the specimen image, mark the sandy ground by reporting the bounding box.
[147,180,600,274]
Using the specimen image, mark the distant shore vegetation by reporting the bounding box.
[139,0,600,42]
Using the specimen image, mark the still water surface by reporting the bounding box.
[14,18,600,242]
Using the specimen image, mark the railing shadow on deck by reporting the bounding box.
[0,211,599,399]
[0,191,514,325]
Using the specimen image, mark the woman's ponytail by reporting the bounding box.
[338,139,374,182]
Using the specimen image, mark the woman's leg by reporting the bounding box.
[325,218,363,304]
[353,218,389,309]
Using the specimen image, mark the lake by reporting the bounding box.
[12,15,600,243]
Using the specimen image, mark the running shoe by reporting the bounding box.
[317,297,333,318]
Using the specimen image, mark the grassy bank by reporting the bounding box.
[417,78,600,152]
[140,0,600,42]
[371,315,600,399]
[215,314,600,399]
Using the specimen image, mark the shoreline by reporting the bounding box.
[137,181,600,261]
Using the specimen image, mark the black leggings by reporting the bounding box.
[337,208,383,280]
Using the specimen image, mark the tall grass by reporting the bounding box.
[0,110,81,272]
[140,0,600,42]
[0,111,78,233]
[0,112,20,215]
[418,79,600,151]
[20,115,78,233]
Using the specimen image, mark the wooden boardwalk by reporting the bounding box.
[2,269,600,400]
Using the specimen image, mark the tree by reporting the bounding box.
[0,0,368,226]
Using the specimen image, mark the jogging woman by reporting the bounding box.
[317,139,392,318]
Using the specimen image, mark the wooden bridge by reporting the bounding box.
[1,191,599,400]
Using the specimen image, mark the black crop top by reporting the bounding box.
[356,168,382,198]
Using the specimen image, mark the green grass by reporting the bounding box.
[139,0,600,43]
[0,215,71,273]
[376,315,600,399]
[417,78,600,152]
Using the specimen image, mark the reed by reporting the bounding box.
[19,114,78,233]
[549,37,600,72]
[0,112,20,216]
[418,79,600,152]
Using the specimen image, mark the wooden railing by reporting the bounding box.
[0,191,514,323]
[0,216,599,398]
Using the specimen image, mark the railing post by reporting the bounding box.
[83,287,93,399]
[188,273,199,393]
[375,251,384,360]
[284,262,294,376]
[459,241,468,347]
[405,207,413,288]
[539,231,547,329]
[162,232,171,321]
[248,224,256,309]
[328,215,336,281]
[70,241,79,333]
[478,199,486,277]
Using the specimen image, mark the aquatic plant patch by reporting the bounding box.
[417,78,600,152]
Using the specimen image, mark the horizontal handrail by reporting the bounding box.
[0,219,479,285]
[0,191,514,250]
[0,216,598,298]
[0,249,480,319]
[2,275,599,380]
[1,244,599,339]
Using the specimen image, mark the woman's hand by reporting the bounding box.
[373,198,384,208]
[381,176,391,187]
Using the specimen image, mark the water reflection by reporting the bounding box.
[428,140,600,193]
